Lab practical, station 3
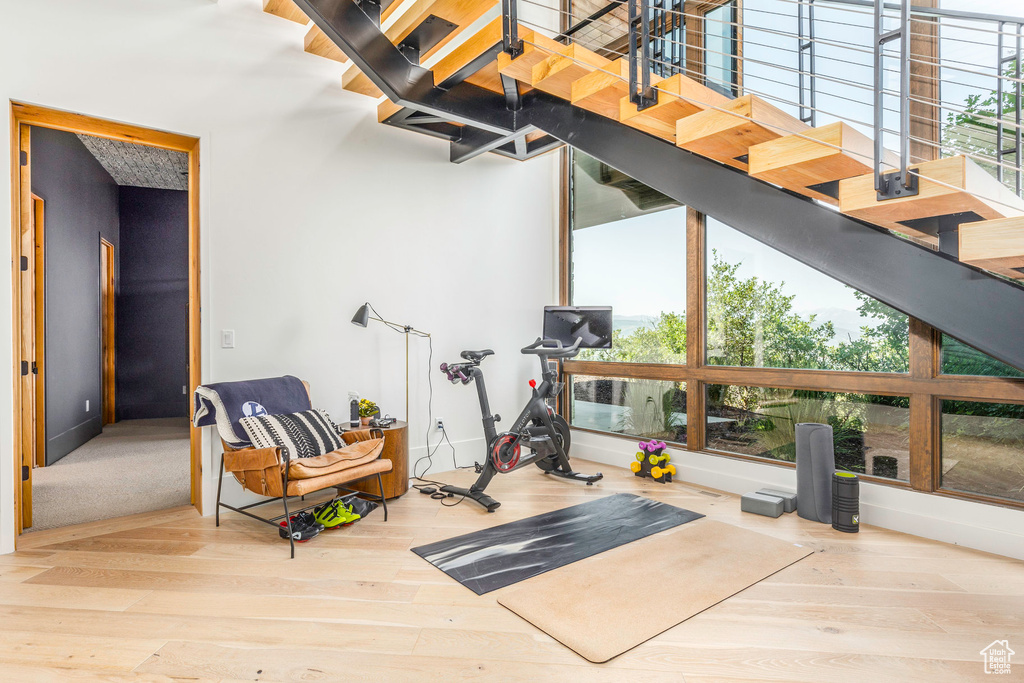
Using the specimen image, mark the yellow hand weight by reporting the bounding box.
[651,466,663,478]
[630,461,641,473]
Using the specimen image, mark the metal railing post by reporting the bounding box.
[798,0,816,126]
[874,0,918,200]
[629,0,658,110]
[502,0,523,58]
[996,21,1023,198]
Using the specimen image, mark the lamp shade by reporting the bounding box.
[351,303,370,327]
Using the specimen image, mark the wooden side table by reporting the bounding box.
[349,421,409,499]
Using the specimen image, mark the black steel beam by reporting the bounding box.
[380,107,463,142]
[293,0,518,135]
[451,127,525,163]
[513,134,528,158]
[437,43,503,89]
[519,91,1024,371]
[501,74,522,111]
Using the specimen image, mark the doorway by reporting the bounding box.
[11,102,202,539]
[100,238,115,426]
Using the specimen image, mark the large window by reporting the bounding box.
[571,152,687,364]
[941,335,1024,378]
[705,217,910,373]
[565,147,1024,505]
[941,400,1024,503]
[703,0,739,96]
[706,385,910,481]
[572,375,688,443]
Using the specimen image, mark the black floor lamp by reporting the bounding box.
[351,302,430,422]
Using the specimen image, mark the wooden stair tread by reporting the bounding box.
[959,216,1024,278]
[432,16,501,85]
[748,122,887,205]
[378,99,405,123]
[343,67,383,98]
[263,0,308,25]
[618,73,731,142]
[304,25,348,63]
[675,94,809,171]
[496,28,566,83]
[430,19,536,95]
[571,58,631,119]
[530,43,611,100]
[839,155,1024,240]
[386,0,497,63]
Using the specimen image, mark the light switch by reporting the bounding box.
[221,330,235,349]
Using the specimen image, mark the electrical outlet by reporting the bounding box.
[221,329,235,349]
[436,418,444,432]
[182,385,187,395]
[85,399,90,412]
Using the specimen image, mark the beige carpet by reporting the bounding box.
[27,418,190,532]
[496,519,813,663]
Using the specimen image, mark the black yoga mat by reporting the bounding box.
[411,493,704,595]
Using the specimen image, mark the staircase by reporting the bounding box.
[260,0,1024,369]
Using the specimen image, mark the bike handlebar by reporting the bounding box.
[520,337,581,358]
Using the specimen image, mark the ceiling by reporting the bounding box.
[77,134,188,191]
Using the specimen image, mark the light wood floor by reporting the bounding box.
[4,458,1024,681]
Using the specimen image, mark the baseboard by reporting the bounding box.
[571,429,1024,561]
[46,416,103,464]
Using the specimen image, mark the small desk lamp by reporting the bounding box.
[351,302,430,422]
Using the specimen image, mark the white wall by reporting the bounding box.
[572,429,1024,560]
[0,0,559,551]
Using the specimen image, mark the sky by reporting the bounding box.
[572,208,875,341]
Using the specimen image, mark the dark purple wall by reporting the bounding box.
[31,127,119,464]
[116,186,189,420]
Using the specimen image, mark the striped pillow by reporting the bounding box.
[238,409,343,459]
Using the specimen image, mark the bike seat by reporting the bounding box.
[460,349,494,362]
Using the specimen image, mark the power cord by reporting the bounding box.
[411,335,473,507]
[365,306,473,508]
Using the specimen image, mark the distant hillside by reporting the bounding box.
[613,314,666,337]
[615,309,881,344]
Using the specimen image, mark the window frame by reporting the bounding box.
[686,0,742,96]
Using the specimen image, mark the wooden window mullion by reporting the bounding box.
[686,207,706,451]
[908,317,938,491]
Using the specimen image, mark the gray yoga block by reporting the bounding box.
[757,488,797,513]
[796,422,835,523]
[741,492,785,518]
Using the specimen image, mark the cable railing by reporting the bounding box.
[513,0,1024,199]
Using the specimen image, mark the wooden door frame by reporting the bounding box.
[99,237,115,426]
[10,101,203,540]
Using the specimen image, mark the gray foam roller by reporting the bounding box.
[741,492,784,518]
[796,423,835,523]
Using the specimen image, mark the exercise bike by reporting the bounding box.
[439,337,603,512]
